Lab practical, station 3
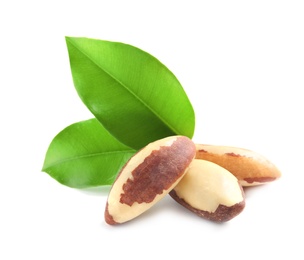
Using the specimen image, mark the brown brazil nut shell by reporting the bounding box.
[105,136,196,225]
[170,159,245,222]
[195,144,281,186]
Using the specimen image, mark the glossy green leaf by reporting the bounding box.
[66,37,195,149]
[42,119,136,188]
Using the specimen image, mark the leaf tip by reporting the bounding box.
[41,163,48,173]
[65,36,73,43]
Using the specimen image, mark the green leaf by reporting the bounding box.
[42,119,136,188]
[65,37,195,149]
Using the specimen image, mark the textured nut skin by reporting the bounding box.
[195,144,281,186]
[105,136,196,225]
[170,159,245,222]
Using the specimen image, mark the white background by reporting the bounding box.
[1,0,303,259]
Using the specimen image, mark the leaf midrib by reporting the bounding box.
[42,149,135,170]
[66,37,179,134]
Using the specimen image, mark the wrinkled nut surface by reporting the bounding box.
[170,159,245,222]
[105,136,196,225]
[195,144,281,186]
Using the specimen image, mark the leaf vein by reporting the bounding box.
[43,149,135,170]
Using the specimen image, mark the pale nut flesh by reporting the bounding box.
[105,136,196,225]
[195,144,281,186]
[170,159,245,222]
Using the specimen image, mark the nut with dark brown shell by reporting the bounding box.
[170,159,245,222]
[195,144,281,186]
[105,136,196,225]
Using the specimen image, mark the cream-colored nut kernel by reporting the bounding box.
[170,159,245,222]
[195,144,281,186]
[105,136,196,225]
